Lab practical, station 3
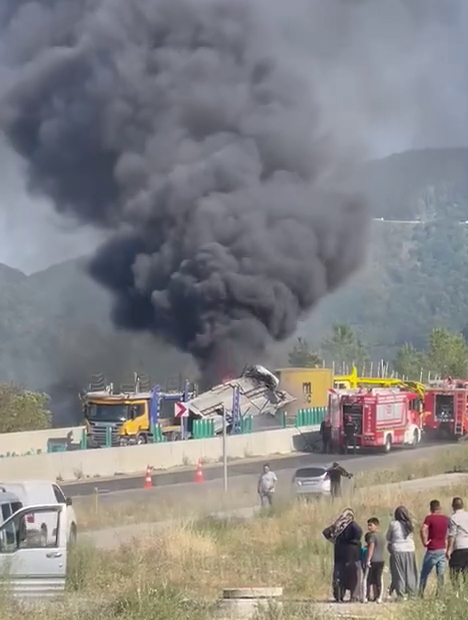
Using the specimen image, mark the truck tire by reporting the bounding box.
[411,429,419,448]
[383,434,392,453]
[136,433,148,445]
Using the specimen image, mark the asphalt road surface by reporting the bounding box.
[62,441,450,498]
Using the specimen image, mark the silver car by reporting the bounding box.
[292,465,331,498]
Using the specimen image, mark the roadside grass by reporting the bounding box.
[2,475,468,619]
[354,443,468,488]
[73,443,468,532]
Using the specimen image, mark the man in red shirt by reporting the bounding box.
[419,499,449,596]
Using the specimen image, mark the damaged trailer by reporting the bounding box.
[185,365,296,435]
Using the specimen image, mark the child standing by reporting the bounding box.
[365,517,385,603]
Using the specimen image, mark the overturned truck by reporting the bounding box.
[186,365,296,435]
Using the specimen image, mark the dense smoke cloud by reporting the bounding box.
[2,0,465,382]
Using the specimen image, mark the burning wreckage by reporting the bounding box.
[83,365,296,446]
[185,365,296,435]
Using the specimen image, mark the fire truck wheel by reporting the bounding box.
[411,429,419,448]
[383,434,392,453]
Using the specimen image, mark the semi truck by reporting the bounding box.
[82,380,196,447]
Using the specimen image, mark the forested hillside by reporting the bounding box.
[1,147,468,423]
[0,259,194,425]
[297,147,468,359]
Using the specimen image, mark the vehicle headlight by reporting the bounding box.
[296,480,302,486]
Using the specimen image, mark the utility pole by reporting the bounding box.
[222,405,228,492]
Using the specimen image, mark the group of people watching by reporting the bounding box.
[323,497,468,603]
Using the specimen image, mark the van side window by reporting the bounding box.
[1,504,11,522]
[52,485,66,504]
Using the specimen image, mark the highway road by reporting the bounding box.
[62,441,450,498]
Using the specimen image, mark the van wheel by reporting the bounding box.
[40,525,48,547]
[383,435,392,453]
[411,429,419,448]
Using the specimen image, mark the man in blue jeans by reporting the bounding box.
[419,499,449,596]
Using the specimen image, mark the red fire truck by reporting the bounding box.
[328,387,423,453]
[423,379,468,440]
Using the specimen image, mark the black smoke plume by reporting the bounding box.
[0,0,368,383]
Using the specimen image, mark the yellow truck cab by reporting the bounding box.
[82,380,196,447]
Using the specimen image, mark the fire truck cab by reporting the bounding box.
[329,387,423,453]
[423,379,468,440]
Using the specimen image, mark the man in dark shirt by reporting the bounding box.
[419,499,449,596]
[327,462,353,498]
[344,416,357,454]
[320,417,332,453]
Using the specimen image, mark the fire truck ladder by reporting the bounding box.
[455,391,466,438]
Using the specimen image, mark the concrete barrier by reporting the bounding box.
[0,426,319,482]
[0,426,85,458]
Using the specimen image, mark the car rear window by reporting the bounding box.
[295,467,326,478]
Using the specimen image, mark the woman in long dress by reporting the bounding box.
[386,505,418,598]
[323,508,363,602]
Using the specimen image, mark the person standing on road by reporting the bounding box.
[386,505,418,599]
[327,462,353,499]
[257,464,277,508]
[344,416,357,455]
[320,417,333,454]
[419,499,448,597]
[446,496,468,585]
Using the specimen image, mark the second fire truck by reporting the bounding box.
[422,378,468,440]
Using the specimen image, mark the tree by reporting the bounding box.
[288,337,322,367]
[321,323,368,370]
[0,385,51,433]
[426,327,468,378]
[393,343,427,379]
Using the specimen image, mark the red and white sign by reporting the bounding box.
[174,402,189,418]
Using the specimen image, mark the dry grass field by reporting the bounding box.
[3,444,468,620]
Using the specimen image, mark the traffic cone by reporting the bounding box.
[195,459,204,483]
[144,465,153,489]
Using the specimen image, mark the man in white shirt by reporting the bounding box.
[446,496,468,584]
[257,464,277,508]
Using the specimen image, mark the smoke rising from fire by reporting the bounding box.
[1,0,373,382]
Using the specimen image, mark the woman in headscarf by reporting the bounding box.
[323,508,363,602]
[386,505,418,598]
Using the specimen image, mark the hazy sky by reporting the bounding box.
[0,0,467,274]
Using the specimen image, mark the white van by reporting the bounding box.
[0,503,69,600]
[0,481,77,545]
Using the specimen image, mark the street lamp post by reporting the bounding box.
[222,405,228,492]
